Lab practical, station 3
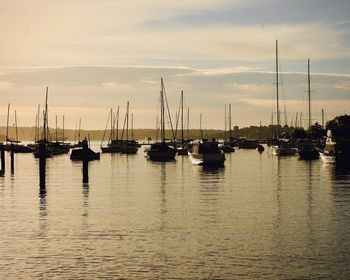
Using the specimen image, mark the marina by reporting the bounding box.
[1,0,350,278]
[0,144,350,279]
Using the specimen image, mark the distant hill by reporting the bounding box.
[0,125,299,142]
[0,126,225,142]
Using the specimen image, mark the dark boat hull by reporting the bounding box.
[4,144,34,153]
[176,148,189,155]
[120,147,138,154]
[298,149,319,160]
[146,143,176,161]
[70,148,100,161]
[101,146,122,153]
[220,145,235,153]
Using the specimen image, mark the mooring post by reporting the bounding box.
[0,144,5,174]
[39,141,46,188]
[83,159,89,183]
[10,143,14,173]
[82,140,89,183]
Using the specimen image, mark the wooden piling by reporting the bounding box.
[82,142,89,183]
[39,142,46,188]
[10,144,14,172]
[0,144,5,174]
[83,159,89,183]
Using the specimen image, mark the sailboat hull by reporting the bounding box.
[189,152,225,166]
[4,144,33,153]
[298,149,319,160]
[101,146,122,153]
[272,145,297,156]
[145,143,176,161]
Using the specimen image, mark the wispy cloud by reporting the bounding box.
[0,65,349,128]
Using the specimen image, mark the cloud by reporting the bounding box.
[0,65,349,129]
[146,0,350,28]
[0,1,349,66]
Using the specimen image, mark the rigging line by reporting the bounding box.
[6,103,10,142]
[100,111,111,147]
[174,94,182,139]
[162,83,176,140]
[120,103,128,140]
[153,91,161,141]
[278,55,288,124]
[174,110,179,139]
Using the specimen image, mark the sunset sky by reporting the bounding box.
[1,0,349,129]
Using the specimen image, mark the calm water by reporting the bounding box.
[0,144,350,279]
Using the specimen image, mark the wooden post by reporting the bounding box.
[10,143,14,173]
[83,159,89,183]
[39,142,46,188]
[0,144,5,174]
[82,140,89,183]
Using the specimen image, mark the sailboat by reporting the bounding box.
[72,118,84,148]
[33,87,53,158]
[4,105,33,153]
[271,40,297,156]
[47,115,70,155]
[221,104,235,153]
[119,102,139,154]
[319,115,350,165]
[145,78,176,161]
[176,90,189,155]
[101,107,123,153]
[70,136,100,161]
[189,113,225,166]
[298,59,319,160]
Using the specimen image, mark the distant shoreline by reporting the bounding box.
[0,125,293,142]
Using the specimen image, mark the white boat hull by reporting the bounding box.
[319,151,336,164]
[189,152,225,166]
[272,145,297,156]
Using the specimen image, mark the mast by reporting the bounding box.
[224,105,227,140]
[229,103,232,139]
[284,104,287,127]
[110,108,113,142]
[295,112,298,128]
[161,78,165,143]
[78,118,81,142]
[200,113,203,139]
[126,101,129,141]
[275,40,280,139]
[308,58,311,133]
[34,113,37,142]
[74,123,77,144]
[175,111,179,139]
[112,112,116,140]
[271,113,273,126]
[187,107,189,140]
[116,106,119,140]
[6,104,10,142]
[322,108,325,128]
[55,115,58,142]
[259,120,262,140]
[37,104,40,142]
[181,90,184,142]
[62,115,65,142]
[15,110,18,142]
[131,113,134,140]
[43,87,48,142]
[162,79,175,141]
